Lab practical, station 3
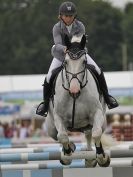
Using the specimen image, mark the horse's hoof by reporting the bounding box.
[60,159,72,165]
[69,142,76,152]
[60,142,76,166]
[85,158,97,168]
[97,153,110,167]
[62,142,76,155]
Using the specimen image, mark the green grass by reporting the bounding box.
[117,96,133,105]
[5,99,24,105]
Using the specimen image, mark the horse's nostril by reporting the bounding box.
[69,87,80,94]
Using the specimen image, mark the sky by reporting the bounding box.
[105,0,133,8]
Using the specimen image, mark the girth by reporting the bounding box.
[67,123,93,133]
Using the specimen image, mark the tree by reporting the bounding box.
[77,0,123,71]
[0,0,129,74]
[0,0,62,74]
[123,3,133,70]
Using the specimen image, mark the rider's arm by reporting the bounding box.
[76,21,85,36]
[52,24,66,53]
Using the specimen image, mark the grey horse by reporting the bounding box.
[45,34,110,167]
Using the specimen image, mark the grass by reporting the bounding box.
[117,96,133,105]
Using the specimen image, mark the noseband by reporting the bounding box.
[66,50,86,60]
[62,49,88,93]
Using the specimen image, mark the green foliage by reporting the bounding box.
[118,96,133,105]
[0,0,132,74]
[123,3,133,66]
[77,0,123,71]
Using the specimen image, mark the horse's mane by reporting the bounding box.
[65,34,86,54]
[71,35,83,43]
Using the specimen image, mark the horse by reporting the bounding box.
[44,34,110,167]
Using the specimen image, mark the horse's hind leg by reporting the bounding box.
[84,129,97,167]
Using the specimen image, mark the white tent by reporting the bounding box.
[0,71,132,120]
[0,71,133,93]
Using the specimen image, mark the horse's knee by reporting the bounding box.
[57,133,69,143]
[92,128,102,140]
[84,129,92,136]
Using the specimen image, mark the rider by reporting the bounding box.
[36,1,119,117]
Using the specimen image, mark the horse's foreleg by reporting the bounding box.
[84,129,92,151]
[54,113,69,147]
[92,109,103,155]
[92,109,110,167]
[92,109,103,140]
[94,135,110,167]
[54,113,75,165]
[84,129,97,167]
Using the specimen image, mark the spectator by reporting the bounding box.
[0,122,5,138]
[4,123,13,138]
[19,121,29,139]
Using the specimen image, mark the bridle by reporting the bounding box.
[61,49,88,129]
[61,49,88,94]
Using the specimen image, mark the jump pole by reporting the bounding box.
[0,159,133,170]
[0,142,85,149]
[0,146,86,154]
[0,151,96,162]
[1,149,133,162]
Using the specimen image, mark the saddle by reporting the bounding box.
[86,64,102,96]
[50,66,63,97]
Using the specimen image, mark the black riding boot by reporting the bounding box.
[98,71,119,109]
[36,66,63,117]
[36,79,52,117]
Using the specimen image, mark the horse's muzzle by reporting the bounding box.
[69,78,81,95]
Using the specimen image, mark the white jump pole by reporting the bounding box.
[0,159,133,170]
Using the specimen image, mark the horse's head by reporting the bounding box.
[63,35,87,97]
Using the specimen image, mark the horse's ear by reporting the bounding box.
[64,35,71,49]
[80,35,86,49]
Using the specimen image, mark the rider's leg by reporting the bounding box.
[36,58,62,116]
[86,54,119,109]
[46,58,62,83]
[86,54,101,75]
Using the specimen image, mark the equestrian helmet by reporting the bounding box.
[59,1,77,16]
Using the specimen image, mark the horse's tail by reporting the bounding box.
[101,133,119,148]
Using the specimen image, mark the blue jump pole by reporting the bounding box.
[0,142,86,149]
[0,151,96,162]
[0,145,87,154]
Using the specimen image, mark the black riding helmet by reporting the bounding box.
[59,1,77,16]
